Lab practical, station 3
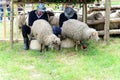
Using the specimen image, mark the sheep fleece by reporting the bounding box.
[31,19,54,45]
[61,19,98,41]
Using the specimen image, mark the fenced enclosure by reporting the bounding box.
[0,0,120,42]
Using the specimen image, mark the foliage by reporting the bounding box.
[14,0,101,3]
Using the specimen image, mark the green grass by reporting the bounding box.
[0,37,120,80]
[111,1,120,5]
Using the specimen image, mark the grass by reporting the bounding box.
[0,37,120,80]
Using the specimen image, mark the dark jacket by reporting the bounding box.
[28,10,48,26]
[59,12,77,27]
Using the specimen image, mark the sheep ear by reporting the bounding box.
[92,32,97,36]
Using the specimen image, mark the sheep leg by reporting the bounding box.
[45,46,48,51]
[75,40,79,50]
[80,41,87,49]
[58,45,61,51]
[40,44,43,52]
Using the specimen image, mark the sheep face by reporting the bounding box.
[49,35,61,51]
[94,12,104,20]
[89,31,100,42]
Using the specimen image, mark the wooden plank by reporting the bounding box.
[88,7,120,13]
[0,39,23,42]
[98,29,120,35]
[87,18,120,26]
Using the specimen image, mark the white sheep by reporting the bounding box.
[88,11,120,31]
[30,19,61,52]
[87,12,104,20]
[61,19,100,50]
[49,13,60,27]
[16,12,28,30]
[110,10,120,29]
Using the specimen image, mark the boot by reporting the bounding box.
[24,38,29,50]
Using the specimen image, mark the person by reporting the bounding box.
[22,3,49,50]
[59,7,77,28]
[53,6,87,49]
[52,7,77,37]
[0,4,3,23]
[7,4,11,20]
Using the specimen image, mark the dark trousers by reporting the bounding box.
[52,26,61,36]
[22,25,31,39]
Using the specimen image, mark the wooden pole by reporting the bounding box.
[98,29,120,36]
[104,0,111,44]
[3,0,6,39]
[82,3,87,23]
[15,4,19,42]
[10,0,13,49]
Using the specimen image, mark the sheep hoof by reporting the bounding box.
[81,45,87,49]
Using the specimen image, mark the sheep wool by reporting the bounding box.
[49,13,60,27]
[61,19,100,42]
[30,19,61,52]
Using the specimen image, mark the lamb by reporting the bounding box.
[30,19,61,52]
[61,19,100,50]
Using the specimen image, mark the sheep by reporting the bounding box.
[30,19,61,52]
[87,12,104,20]
[77,12,104,22]
[110,10,120,18]
[61,19,100,50]
[17,12,28,30]
[49,13,60,27]
[89,11,120,31]
[110,10,120,29]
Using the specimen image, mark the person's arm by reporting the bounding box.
[28,11,34,27]
[59,13,65,28]
[74,13,77,19]
[43,12,49,21]
[72,13,77,19]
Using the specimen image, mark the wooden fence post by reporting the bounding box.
[82,3,87,23]
[104,0,111,44]
[10,0,13,49]
[3,0,6,40]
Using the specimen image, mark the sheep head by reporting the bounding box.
[89,30,100,42]
[49,34,61,51]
